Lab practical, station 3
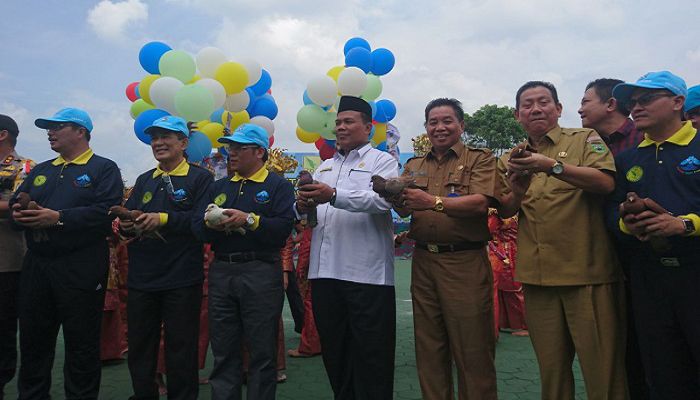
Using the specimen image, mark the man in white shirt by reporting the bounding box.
[296,96,399,399]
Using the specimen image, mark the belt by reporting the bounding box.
[658,256,700,267]
[415,241,485,253]
[216,251,280,263]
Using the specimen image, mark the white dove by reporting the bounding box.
[204,204,246,235]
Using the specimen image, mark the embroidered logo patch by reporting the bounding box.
[171,189,187,201]
[589,139,607,154]
[74,174,91,188]
[142,191,152,204]
[255,190,270,203]
[678,156,700,174]
[33,175,47,186]
[626,166,643,182]
[214,193,227,206]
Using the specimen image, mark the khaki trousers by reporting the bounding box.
[523,282,629,400]
[411,247,497,400]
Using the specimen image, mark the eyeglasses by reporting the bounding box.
[46,123,70,132]
[162,175,174,195]
[226,144,258,153]
[625,93,676,110]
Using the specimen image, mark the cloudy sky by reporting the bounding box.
[2,0,699,183]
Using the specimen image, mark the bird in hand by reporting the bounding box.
[110,205,166,241]
[204,203,246,235]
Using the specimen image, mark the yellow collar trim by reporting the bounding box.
[231,165,268,182]
[52,148,94,166]
[638,121,696,148]
[153,159,190,178]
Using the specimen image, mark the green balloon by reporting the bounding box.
[361,74,383,101]
[320,112,337,139]
[296,105,327,133]
[130,99,155,119]
[159,50,196,83]
[174,84,216,122]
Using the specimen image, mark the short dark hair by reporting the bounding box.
[66,122,91,142]
[424,98,465,123]
[585,78,630,116]
[515,81,559,110]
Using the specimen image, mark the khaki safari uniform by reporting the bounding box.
[0,151,33,272]
[498,126,628,400]
[403,142,499,400]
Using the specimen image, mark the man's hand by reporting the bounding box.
[134,213,161,232]
[402,188,436,211]
[297,182,335,204]
[508,169,532,199]
[296,198,317,215]
[508,153,554,175]
[12,206,60,228]
[119,219,137,233]
[210,208,248,231]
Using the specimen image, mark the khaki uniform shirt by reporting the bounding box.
[0,151,34,272]
[498,126,620,286]
[403,142,499,244]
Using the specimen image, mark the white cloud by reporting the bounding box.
[87,0,148,44]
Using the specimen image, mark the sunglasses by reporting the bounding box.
[162,175,174,195]
[226,144,259,153]
[625,93,675,110]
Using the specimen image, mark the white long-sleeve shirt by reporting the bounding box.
[307,143,399,285]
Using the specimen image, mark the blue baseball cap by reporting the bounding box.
[218,123,269,150]
[685,85,700,113]
[613,71,687,104]
[144,115,189,137]
[35,108,93,132]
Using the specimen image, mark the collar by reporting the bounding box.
[335,142,372,160]
[638,121,696,148]
[52,148,94,166]
[427,141,464,160]
[153,158,190,178]
[613,118,637,138]
[1,150,19,165]
[231,165,269,182]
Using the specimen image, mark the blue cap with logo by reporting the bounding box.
[685,85,700,114]
[218,123,269,150]
[613,71,688,104]
[144,115,189,137]
[35,108,93,132]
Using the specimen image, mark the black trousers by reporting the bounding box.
[0,271,21,398]
[208,259,284,400]
[127,284,203,400]
[312,278,396,400]
[285,269,304,334]
[18,246,109,400]
[630,260,700,400]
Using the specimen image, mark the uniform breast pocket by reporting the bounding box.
[413,176,429,190]
[446,172,470,195]
[348,168,372,189]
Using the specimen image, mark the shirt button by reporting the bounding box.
[659,147,664,150]
[437,166,442,169]
[658,160,663,164]
[435,183,439,187]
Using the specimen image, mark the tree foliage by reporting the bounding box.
[462,104,527,157]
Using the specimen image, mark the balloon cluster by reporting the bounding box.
[295,37,397,160]
[126,42,279,162]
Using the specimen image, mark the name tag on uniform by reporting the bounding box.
[319,167,332,173]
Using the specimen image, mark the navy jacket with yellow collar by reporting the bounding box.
[125,160,213,291]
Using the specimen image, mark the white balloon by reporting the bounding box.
[224,91,250,112]
[250,115,275,137]
[238,59,262,86]
[196,47,228,78]
[195,78,226,109]
[306,75,338,107]
[149,76,184,115]
[337,67,368,97]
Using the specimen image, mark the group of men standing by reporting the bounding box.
[0,69,699,400]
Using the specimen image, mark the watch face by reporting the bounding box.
[552,162,564,175]
[683,218,695,232]
[246,215,255,226]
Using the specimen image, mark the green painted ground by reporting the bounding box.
[4,259,587,399]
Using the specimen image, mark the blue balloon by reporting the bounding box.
[374,99,397,123]
[245,88,257,114]
[368,100,377,119]
[134,109,170,145]
[376,142,387,152]
[186,131,212,163]
[345,47,372,73]
[138,41,172,75]
[250,94,278,119]
[249,69,272,96]
[218,146,228,157]
[210,108,225,124]
[371,48,395,76]
[134,83,141,99]
[343,37,371,56]
[325,139,336,147]
[303,90,314,106]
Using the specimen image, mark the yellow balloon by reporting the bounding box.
[187,75,201,84]
[221,110,250,130]
[138,74,161,105]
[202,122,225,148]
[215,62,249,94]
[373,123,387,144]
[296,126,320,143]
[326,65,345,83]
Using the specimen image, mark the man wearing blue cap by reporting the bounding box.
[9,108,123,399]
[119,116,213,400]
[684,84,700,129]
[193,123,294,400]
[610,71,700,399]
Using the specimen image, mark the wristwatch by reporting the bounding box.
[245,213,256,228]
[681,218,695,234]
[434,196,444,212]
[550,160,564,176]
[55,210,65,226]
